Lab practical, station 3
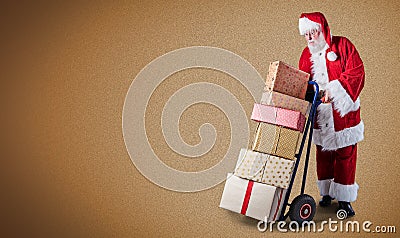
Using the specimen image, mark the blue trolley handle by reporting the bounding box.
[279,81,321,221]
[300,81,321,194]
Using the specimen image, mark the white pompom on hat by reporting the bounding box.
[299,12,338,61]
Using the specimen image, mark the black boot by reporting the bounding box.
[319,195,333,207]
[338,201,355,217]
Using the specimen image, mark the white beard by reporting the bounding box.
[308,33,327,54]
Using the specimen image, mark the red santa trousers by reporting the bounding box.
[316,144,359,202]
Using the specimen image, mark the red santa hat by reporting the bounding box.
[299,12,337,61]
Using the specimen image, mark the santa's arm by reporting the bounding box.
[325,39,365,117]
[298,48,312,73]
[298,48,314,102]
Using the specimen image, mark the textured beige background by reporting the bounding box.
[1,0,400,237]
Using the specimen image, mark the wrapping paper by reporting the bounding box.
[265,61,309,99]
[252,123,300,159]
[260,155,294,189]
[234,149,295,189]
[260,91,311,116]
[219,174,276,222]
[251,103,306,132]
[267,188,288,222]
[234,149,270,181]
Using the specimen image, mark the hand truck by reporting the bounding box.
[277,81,321,223]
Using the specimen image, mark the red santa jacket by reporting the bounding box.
[299,36,365,150]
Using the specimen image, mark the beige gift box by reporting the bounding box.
[252,122,300,160]
[265,61,309,99]
[260,91,311,116]
[234,149,295,189]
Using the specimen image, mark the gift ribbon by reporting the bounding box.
[240,180,254,215]
[272,189,284,220]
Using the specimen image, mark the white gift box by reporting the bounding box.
[219,174,276,222]
[267,187,287,222]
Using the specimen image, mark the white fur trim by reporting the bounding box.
[326,80,361,117]
[312,101,364,150]
[317,179,333,196]
[299,17,321,35]
[329,181,359,202]
[310,44,329,90]
[327,51,337,61]
[313,120,364,150]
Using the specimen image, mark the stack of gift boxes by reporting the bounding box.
[220,61,311,222]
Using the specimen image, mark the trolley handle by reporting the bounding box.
[308,81,320,109]
[278,81,320,222]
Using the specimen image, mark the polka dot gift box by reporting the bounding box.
[251,103,306,132]
[261,155,294,189]
[234,149,295,189]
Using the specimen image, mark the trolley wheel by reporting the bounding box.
[289,194,316,224]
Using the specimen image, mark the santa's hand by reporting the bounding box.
[322,90,332,103]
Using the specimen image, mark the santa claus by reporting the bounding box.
[298,12,365,217]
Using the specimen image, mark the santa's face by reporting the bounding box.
[304,29,320,44]
[304,29,326,53]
